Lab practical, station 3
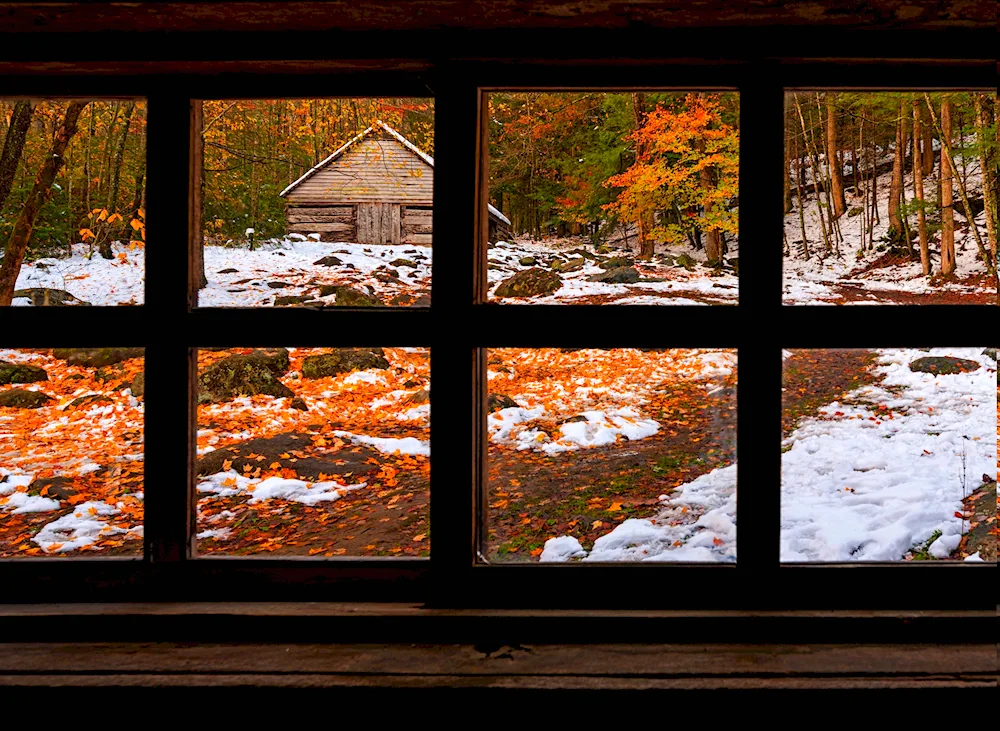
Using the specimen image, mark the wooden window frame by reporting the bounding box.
[0,50,994,614]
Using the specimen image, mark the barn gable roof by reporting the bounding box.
[279,119,511,226]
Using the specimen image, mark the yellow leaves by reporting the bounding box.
[591,520,604,529]
[222,459,233,471]
[221,477,238,487]
[279,453,291,459]
[87,506,98,516]
[412,533,426,542]
[79,228,96,240]
[530,547,543,557]
[67,494,86,505]
[269,461,282,470]
[608,501,623,512]
[106,212,122,225]
[130,218,143,231]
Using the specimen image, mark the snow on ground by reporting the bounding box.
[487,237,738,305]
[783,147,993,304]
[541,463,738,563]
[199,238,431,307]
[12,242,145,305]
[197,469,366,506]
[487,348,735,455]
[781,348,995,561]
[32,498,143,553]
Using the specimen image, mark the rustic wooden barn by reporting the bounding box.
[279,119,512,245]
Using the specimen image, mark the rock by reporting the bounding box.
[548,258,566,270]
[301,348,390,379]
[404,388,430,405]
[11,288,91,306]
[389,293,432,307]
[600,256,634,270]
[51,348,144,368]
[487,263,505,271]
[27,476,77,501]
[289,397,309,411]
[658,254,676,266]
[559,414,588,425]
[586,266,640,284]
[217,268,239,274]
[675,253,696,271]
[909,356,981,375]
[129,372,145,398]
[493,268,563,298]
[273,295,311,306]
[389,258,417,268]
[487,393,520,412]
[0,389,53,408]
[318,285,380,306]
[403,379,422,388]
[518,256,537,266]
[266,281,292,289]
[847,207,863,218]
[95,364,128,383]
[196,431,381,481]
[69,394,114,409]
[0,361,47,385]
[312,256,343,267]
[567,248,597,260]
[981,348,997,361]
[197,348,293,403]
[558,257,586,273]
[726,257,739,274]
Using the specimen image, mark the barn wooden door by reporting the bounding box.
[357,203,401,245]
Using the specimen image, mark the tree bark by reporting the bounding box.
[939,96,955,276]
[887,100,905,238]
[0,100,89,306]
[783,95,793,215]
[631,92,654,259]
[99,100,136,259]
[921,105,934,177]
[192,100,208,293]
[912,99,930,275]
[0,100,35,210]
[974,94,996,268]
[825,93,846,218]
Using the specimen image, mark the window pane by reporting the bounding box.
[195,347,430,557]
[0,348,144,557]
[486,91,739,305]
[198,98,433,308]
[1,99,146,307]
[782,91,997,305]
[781,348,996,562]
[485,348,737,562]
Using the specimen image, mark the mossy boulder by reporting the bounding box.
[518,256,537,266]
[847,207,863,218]
[389,258,417,268]
[197,348,293,403]
[558,257,586,273]
[312,256,343,267]
[981,348,996,361]
[600,256,634,270]
[675,253,696,271]
[317,285,380,306]
[196,431,380,481]
[487,393,520,413]
[586,266,640,284]
[301,348,390,379]
[0,361,47,385]
[0,389,53,409]
[493,268,562,298]
[52,348,144,368]
[129,372,145,398]
[69,394,114,409]
[273,295,311,306]
[12,288,91,306]
[909,356,981,375]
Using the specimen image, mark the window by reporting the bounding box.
[1,60,994,611]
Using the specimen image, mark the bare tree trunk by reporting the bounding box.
[0,101,88,306]
[783,95,793,215]
[938,96,955,276]
[912,99,930,275]
[98,100,135,259]
[793,132,809,260]
[974,94,997,267]
[921,105,934,177]
[826,93,846,218]
[0,100,34,210]
[887,100,905,239]
[631,92,654,259]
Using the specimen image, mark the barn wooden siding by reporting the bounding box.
[285,135,434,244]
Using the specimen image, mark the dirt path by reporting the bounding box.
[830,283,995,305]
[781,349,879,439]
[486,377,736,561]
